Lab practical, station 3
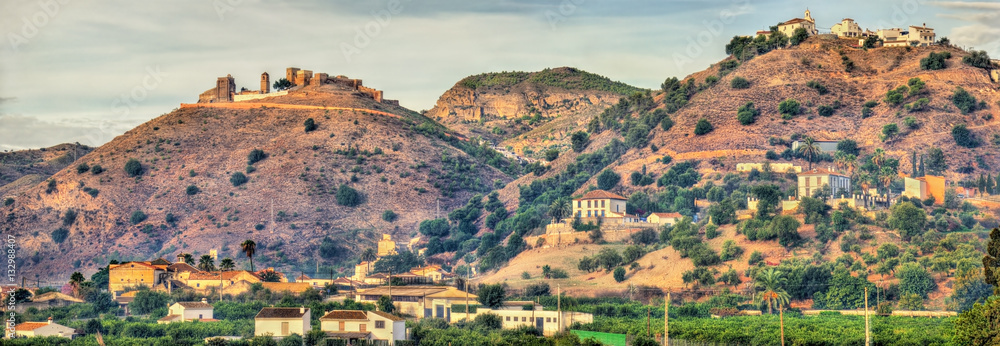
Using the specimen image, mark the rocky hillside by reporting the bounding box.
[0,143,95,198]
[426,67,646,159]
[0,83,514,280]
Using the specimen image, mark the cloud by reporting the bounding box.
[0,114,139,151]
[930,1,1000,10]
[0,97,15,104]
[931,1,1000,51]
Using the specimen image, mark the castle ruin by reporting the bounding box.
[198,67,397,105]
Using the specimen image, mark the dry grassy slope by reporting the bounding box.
[1,84,510,279]
[0,144,95,197]
[426,67,631,158]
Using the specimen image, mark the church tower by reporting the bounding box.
[261,72,270,94]
[805,8,813,23]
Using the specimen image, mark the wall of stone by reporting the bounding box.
[233,90,289,102]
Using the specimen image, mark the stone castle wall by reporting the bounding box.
[233,90,289,102]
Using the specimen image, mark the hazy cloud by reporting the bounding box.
[0,114,140,151]
[932,1,1000,52]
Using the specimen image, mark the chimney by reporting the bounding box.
[300,306,306,314]
[47,316,53,325]
[201,298,208,304]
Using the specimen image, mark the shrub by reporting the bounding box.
[919,51,951,70]
[544,149,559,161]
[806,80,829,94]
[90,164,104,174]
[230,172,248,186]
[336,184,363,207]
[3,198,12,207]
[952,124,978,148]
[694,118,713,135]
[382,210,398,222]
[570,131,589,152]
[817,105,835,117]
[62,209,77,226]
[613,267,626,282]
[748,251,764,265]
[304,118,317,132]
[51,228,69,244]
[247,149,267,165]
[660,116,675,131]
[908,98,929,112]
[130,210,147,225]
[962,50,992,69]
[124,159,143,177]
[790,28,809,45]
[76,163,89,174]
[885,86,907,105]
[730,76,750,89]
[861,106,874,118]
[737,102,759,125]
[778,99,801,117]
[863,100,879,108]
[185,185,200,195]
[952,87,978,114]
[903,116,918,129]
[597,169,621,190]
[881,123,899,141]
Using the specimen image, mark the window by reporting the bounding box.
[601,200,605,208]
[506,316,510,321]
[587,211,591,217]
[198,314,203,319]
[522,317,527,322]
[375,321,385,329]
[339,321,345,331]
[576,201,580,207]
[546,317,551,322]
[360,324,367,332]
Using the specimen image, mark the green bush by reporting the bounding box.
[613,267,626,283]
[737,102,759,125]
[778,99,801,117]
[247,149,267,165]
[130,210,147,225]
[230,172,248,186]
[952,124,978,148]
[920,51,951,70]
[124,158,143,177]
[185,185,200,195]
[571,131,589,152]
[544,149,559,161]
[817,105,835,117]
[861,106,874,118]
[730,77,750,89]
[597,169,621,190]
[903,116,918,129]
[76,163,90,174]
[806,80,829,94]
[336,184,363,207]
[885,86,907,105]
[382,210,398,222]
[952,87,978,114]
[3,198,12,207]
[961,50,992,69]
[304,118,317,132]
[51,227,69,243]
[694,118,713,135]
[90,164,104,174]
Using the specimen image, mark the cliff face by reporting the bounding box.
[427,67,645,158]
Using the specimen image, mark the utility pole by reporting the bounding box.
[647,306,651,337]
[780,307,785,346]
[557,284,561,334]
[865,286,870,346]
[465,271,470,317]
[664,291,670,346]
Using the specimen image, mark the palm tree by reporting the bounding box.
[879,166,896,195]
[843,154,858,177]
[219,258,235,271]
[180,253,194,265]
[796,137,821,170]
[753,268,790,315]
[872,148,887,171]
[241,239,257,272]
[198,255,216,272]
[361,248,378,274]
[259,269,281,282]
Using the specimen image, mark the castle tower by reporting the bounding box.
[804,8,813,22]
[216,74,235,102]
[286,67,300,86]
[261,72,270,94]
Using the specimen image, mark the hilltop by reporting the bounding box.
[427,67,647,160]
[0,143,94,197]
[0,81,516,279]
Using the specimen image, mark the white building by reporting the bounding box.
[878,24,935,47]
[831,18,863,38]
[254,307,310,337]
[12,317,78,339]
[319,310,407,344]
[158,298,215,324]
[451,302,594,337]
[798,168,852,199]
[777,9,817,38]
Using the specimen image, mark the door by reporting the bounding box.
[435,305,445,318]
[339,321,345,331]
[536,317,544,331]
[281,322,289,336]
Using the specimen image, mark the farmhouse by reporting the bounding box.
[12,317,79,339]
[158,298,215,324]
[319,310,407,344]
[798,168,852,199]
[255,307,311,337]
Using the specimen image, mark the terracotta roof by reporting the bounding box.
[358,285,452,297]
[781,18,812,25]
[110,261,161,270]
[255,307,309,319]
[15,322,49,331]
[649,212,683,219]
[157,315,181,322]
[798,168,848,177]
[150,258,172,266]
[575,190,627,201]
[368,310,405,322]
[261,282,312,293]
[296,274,312,280]
[426,288,477,299]
[319,310,368,321]
[175,301,213,309]
[167,263,201,273]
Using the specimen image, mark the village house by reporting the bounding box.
[798,168,852,199]
[410,265,450,282]
[319,310,407,344]
[776,9,817,38]
[355,286,476,319]
[647,212,683,226]
[11,317,79,339]
[158,298,215,324]
[378,234,401,257]
[831,18,863,38]
[255,307,311,338]
[878,24,935,47]
[179,270,261,291]
[903,175,946,204]
[573,190,627,219]
[108,259,170,293]
[451,302,594,337]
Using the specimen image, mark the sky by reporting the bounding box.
[0,0,997,151]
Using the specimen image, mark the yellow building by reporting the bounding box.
[647,212,683,226]
[108,261,168,293]
[378,234,398,257]
[572,190,627,219]
[180,270,261,290]
[797,168,851,199]
[831,18,862,38]
[777,9,817,38]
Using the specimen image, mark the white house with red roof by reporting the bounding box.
[158,298,216,324]
[11,317,78,339]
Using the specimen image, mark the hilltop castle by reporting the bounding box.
[755,9,936,48]
[198,67,398,105]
